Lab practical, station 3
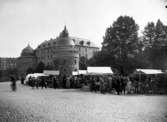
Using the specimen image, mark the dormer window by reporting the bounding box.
[79,41,84,46]
[87,41,90,46]
[73,39,75,43]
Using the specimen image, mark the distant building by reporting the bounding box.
[0,58,16,70]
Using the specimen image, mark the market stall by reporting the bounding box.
[87,67,113,75]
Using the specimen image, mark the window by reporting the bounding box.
[74,60,77,64]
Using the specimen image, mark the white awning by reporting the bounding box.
[87,67,113,74]
[33,73,48,77]
[43,70,59,75]
[78,70,87,75]
[25,73,48,82]
[136,69,163,74]
[72,71,78,75]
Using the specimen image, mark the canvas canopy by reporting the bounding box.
[33,73,48,77]
[72,71,78,75]
[43,70,59,75]
[25,73,48,82]
[78,70,87,75]
[26,73,47,78]
[136,69,163,74]
[87,67,113,75]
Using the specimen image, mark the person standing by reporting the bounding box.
[21,77,24,85]
[10,76,17,91]
[53,77,58,89]
[66,76,71,88]
[62,76,66,88]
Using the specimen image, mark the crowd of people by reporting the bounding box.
[27,76,48,89]
[20,74,166,95]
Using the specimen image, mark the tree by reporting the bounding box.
[143,20,167,69]
[35,62,45,73]
[142,22,156,68]
[26,67,35,74]
[143,22,156,48]
[88,51,114,66]
[45,64,53,70]
[154,20,167,47]
[102,16,140,75]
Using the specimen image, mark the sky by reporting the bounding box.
[0,0,167,57]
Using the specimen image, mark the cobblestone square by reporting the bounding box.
[0,82,167,122]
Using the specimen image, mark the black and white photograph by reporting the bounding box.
[0,0,167,121]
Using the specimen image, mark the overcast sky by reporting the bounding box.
[0,0,167,57]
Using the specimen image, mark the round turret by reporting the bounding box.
[56,26,75,47]
[54,26,79,76]
[17,44,37,76]
[21,44,34,56]
[56,37,75,47]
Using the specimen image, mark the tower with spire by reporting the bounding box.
[59,26,69,38]
[54,26,79,77]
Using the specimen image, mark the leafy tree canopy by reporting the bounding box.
[143,20,167,69]
[101,16,140,75]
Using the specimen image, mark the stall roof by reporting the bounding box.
[136,69,163,74]
[25,73,48,82]
[72,70,87,75]
[78,70,87,75]
[30,73,48,77]
[43,70,59,75]
[87,67,113,74]
[72,71,78,75]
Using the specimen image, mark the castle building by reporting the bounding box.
[1,27,99,76]
[35,28,99,67]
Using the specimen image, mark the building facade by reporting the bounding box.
[1,27,99,76]
[0,58,16,71]
[54,27,79,76]
[35,28,99,66]
[17,45,37,76]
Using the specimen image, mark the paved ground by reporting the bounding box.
[0,82,167,122]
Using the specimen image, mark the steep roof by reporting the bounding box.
[21,44,34,56]
[70,37,97,47]
[36,28,98,49]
